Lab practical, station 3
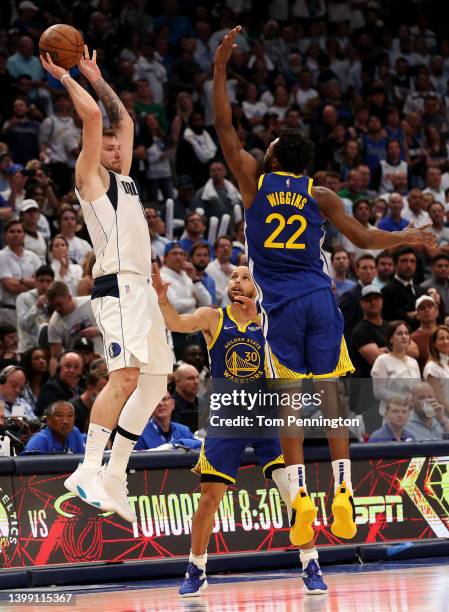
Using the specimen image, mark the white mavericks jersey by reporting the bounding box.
[75,170,151,278]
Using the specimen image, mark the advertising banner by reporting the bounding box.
[1,454,448,568]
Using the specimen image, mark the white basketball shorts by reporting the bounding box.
[90,273,172,374]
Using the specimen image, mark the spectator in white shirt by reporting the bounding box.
[371,320,421,416]
[19,199,47,264]
[0,365,35,420]
[294,68,319,111]
[39,94,78,195]
[423,166,446,205]
[378,139,408,193]
[423,324,449,411]
[134,44,167,105]
[205,236,236,307]
[242,82,268,126]
[161,242,211,314]
[403,188,431,226]
[428,201,449,249]
[267,85,291,121]
[16,264,54,354]
[49,235,82,296]
[248,40,275,73]
[57,207,92,265]
[160,241,211,359]
[0,219,40,326]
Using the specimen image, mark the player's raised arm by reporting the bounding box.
[213,27,258,208]
[78,46,134,176]
[152,263,218,341]
[41,51,102,188]
[315,186,438,250]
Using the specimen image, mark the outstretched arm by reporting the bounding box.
[40,51,102,193]
[78,47,134,176]
[152,264,218,343]
[213,26,258,208]
[315,186,437,250]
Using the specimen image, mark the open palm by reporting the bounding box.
[78,45,101,83]
[214,26,241,66]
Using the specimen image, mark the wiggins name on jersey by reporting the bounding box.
[245,171,331,314]
[208,305,264,382]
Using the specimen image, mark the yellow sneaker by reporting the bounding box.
[289,488,317,546]
[331,481,357,539]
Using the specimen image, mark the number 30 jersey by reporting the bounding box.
[208,305,264,382]
[245,171,331,313]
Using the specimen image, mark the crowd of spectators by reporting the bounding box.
[1,0,449,454]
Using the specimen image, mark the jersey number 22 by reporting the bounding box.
[264,213,307,249]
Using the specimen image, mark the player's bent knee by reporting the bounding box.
[198,487,226,514]
[109,367,140,397]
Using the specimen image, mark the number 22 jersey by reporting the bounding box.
[245,171,331,313]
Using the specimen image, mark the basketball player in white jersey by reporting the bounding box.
[40,48,172,522]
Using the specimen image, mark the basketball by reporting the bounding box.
[39,24,84,70]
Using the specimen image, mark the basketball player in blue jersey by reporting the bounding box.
[213,28,437,547]
[153,264,327,596]
[40,49,172,522]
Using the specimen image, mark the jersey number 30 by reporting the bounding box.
[264,213,307,249]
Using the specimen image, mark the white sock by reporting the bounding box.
[189,550,207,572]
[286,464,307,501]
[106,427,139,478]
[299,547,319,570]
[82,423,112,471]
[332,459,352,494]
[272,468,292,524]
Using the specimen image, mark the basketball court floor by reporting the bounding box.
[4,557,449,612]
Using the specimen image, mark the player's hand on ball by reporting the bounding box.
[40,52,68,80]
[78,45,101,82]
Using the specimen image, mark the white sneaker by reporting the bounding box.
[64,463,115,512]
[101,468,136,523]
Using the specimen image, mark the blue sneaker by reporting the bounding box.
[301,560,328,595]
[178,562,208,597]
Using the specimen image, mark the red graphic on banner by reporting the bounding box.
[0,455,447,568]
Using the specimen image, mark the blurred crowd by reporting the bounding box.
[0,0,449,454]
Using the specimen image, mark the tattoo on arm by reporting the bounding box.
[93,78,126,127]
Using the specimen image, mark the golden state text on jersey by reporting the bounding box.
[208,306,264,382]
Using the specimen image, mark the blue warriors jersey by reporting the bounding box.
[208,306,264,382]
[245,172,331,313]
